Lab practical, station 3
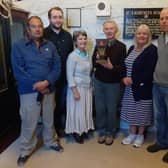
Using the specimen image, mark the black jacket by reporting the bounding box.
[44,26,73,84]
[126,44,158,101]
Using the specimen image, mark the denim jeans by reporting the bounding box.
[153,83,168,147]
[93,77,120,137]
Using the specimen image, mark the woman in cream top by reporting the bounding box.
[66,30,94,143]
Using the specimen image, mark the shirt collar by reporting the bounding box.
[107,39,116,47]
[48,25,64,35]
[165,33,168,44]
[24,37,48,46]
[75,48,88,58]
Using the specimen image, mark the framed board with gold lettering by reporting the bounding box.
[123,8,162,39]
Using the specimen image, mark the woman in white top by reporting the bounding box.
[66,30,94,143]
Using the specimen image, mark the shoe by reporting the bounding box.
[162,152,168,163]
[121,134,136,145]
[73,133,84,144]
[57,129,66,138]
[105,136,113,146]
[98,136,106,144]
[147,143,168,153]
[82,133,89,140]
[133,135,144,148]
[17,155,30,166]
[50,143,64,152]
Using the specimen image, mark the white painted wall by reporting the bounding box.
[12,0,168,52]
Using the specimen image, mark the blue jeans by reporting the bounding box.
[93,77,120,137]
[153,84,168,147]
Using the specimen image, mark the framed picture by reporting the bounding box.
[66,8,81,28]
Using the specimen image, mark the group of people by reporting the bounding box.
[11,6,168,166]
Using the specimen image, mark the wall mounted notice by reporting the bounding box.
[123,8,162,39]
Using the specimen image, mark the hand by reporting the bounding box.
[33,80,49,92]
[40,88,49,94]
[71,87,80,100]
[99,58,113,69]
[123,77,133,86]
[96,52,100,59]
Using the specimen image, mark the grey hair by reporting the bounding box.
[103,20,120,38]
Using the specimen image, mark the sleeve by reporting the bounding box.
[112,44,127,78]
[66,53,77,87]
[46,44,61,86]
[92,46,98,68]
[11,42,36,84]
[69,34,74,53]
[132,45,158,83]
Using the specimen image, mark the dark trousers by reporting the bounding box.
[54,83,67,135]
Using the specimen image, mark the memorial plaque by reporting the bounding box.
[123,8,162,39]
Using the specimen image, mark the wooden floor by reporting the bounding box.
[0,132,168,168]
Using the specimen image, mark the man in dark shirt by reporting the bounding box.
[92,20,126,146]
[44,7,73,137]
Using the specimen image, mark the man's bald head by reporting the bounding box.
[160,8,168,33]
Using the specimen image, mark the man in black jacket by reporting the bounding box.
[44,7,73,137]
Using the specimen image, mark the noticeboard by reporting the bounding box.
[123,8,162,39]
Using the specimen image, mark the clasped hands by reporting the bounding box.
[33,80,49,94]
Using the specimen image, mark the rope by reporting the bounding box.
[0,0,12,23]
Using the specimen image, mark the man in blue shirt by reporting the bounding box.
[11,16,63,166]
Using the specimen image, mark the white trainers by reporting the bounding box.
[133,135,144,148]
[121,134,137,145]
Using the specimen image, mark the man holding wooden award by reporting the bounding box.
[92,20,126,146]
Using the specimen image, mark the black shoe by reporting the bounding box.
[73,133,84,144]
[82,133,89,140]
[17,155,30,166]
[105,136,114,146]
[57,129,66,138]
[97,136,106,144]
[162,152,168,163]
[147,143,168,153]
[50,143,64,152]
